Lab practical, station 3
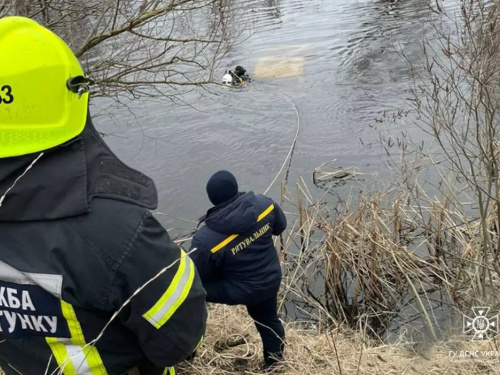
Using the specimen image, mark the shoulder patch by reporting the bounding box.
[0,280,70,339]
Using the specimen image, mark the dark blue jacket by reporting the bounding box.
[190,192,287,304]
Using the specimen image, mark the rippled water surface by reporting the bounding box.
[94,0,460,230]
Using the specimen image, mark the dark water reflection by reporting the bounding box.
[94,0,460,233]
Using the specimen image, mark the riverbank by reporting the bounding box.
[182,304,500,375]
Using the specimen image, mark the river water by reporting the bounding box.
[94,0,460,232]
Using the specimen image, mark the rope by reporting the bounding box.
[174,237,193,244]
[263,96,300,195]
[173,95,300,245]
[0,152,44,208]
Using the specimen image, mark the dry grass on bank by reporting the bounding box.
[179,304,500,375]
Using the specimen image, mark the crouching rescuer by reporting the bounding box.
[0,17,206,375]
[190,171,287,370]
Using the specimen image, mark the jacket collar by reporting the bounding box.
[0,114,158,222]
[203,192,258,235]
[197,192,243,227]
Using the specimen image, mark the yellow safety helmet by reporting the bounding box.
[0,16,92,158]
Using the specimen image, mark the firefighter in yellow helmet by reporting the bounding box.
[0,16,206,375]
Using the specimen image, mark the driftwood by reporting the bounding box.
[313,161,360,186]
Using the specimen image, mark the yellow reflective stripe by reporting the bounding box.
[46,337,77,375]
[46,301,107,375]
[162,367,176,375]
[143,251,196,329]
[84,345,108,375]
[144,252,187,325]
[63,302,107,375]
[195,336,204,350]
[158,258,194,326]
[62,301,85,344]
[257,204,274,222]
[210,234,238,253]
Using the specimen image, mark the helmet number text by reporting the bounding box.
[0,85,14,104]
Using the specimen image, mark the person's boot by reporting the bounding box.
[259,357,285,373]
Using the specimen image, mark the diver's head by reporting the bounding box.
[235,66,246,76]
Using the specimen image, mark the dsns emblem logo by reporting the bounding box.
[463,307,499,341]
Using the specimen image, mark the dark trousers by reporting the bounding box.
[246,295,285,365]
[204,281,285,366]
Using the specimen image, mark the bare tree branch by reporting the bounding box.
[3,0,241,101]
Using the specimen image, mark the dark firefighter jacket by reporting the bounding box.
[0,115,207,375]
[190,192,287,305]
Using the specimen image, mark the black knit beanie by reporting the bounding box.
[206,170,238,206]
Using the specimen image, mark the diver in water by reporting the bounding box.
[222,65,252,86]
